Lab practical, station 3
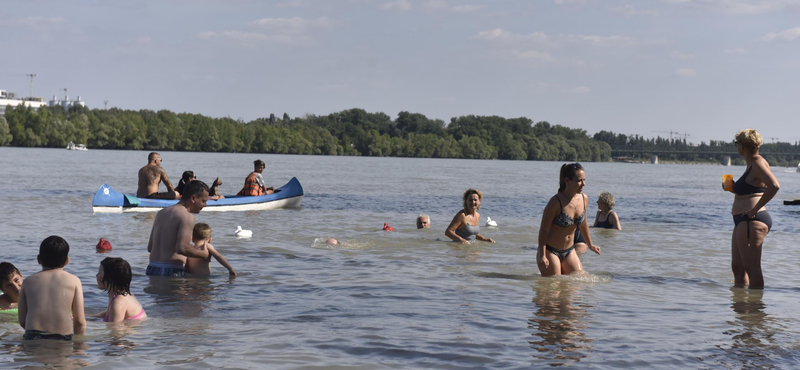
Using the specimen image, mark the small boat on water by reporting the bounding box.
[92,177,304,213]
[67,141,88,151]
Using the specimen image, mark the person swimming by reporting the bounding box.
[96,257,146,322]
[445,189,495,244]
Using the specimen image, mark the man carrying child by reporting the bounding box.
[17,236,86,340]
[146,180,211,276]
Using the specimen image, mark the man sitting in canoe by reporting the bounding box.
[137,152,180,199]
[237,159,274,196]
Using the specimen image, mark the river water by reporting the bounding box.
[0,147,799,369]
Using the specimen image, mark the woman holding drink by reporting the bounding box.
[723,129,780,288]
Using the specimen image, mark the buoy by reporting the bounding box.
[486,217,497,227]
[235,226,253,238]
[382,222,394,232]
[96,238,112,251]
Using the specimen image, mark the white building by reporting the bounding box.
[0,90,47,115]
[49,94,86,110]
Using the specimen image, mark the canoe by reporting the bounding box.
[785,200,800,206]
[92,177,303,213]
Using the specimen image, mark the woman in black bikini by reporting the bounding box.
[537,163,601,277]
[727,129,780,288]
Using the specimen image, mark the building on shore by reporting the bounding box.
[0,90,47,115]
[1,88,87,115]
[49,94,86,110]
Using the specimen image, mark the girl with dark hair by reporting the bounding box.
[537,163,601,276]
[96,257,146,322]
[176,171,224,200]
[175,171,195,195]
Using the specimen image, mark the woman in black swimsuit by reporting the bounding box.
[592,191,621,230]
[727,129,780,288]
[537,163,601,276]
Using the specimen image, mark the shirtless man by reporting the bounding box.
[146,180,210,276]
[137,152,180,199]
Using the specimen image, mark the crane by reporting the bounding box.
[652,130,691,142]
[25,73,37,98]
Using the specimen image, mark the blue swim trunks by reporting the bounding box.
[146,261,186,277]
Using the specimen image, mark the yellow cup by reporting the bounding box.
[722,174,734,192]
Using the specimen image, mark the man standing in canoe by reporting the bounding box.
[146,180,210,276]
[137,152,180,199]
[237,159,274,196]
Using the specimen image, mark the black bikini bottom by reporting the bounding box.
[732,211,772,239]
[546,245,576,261]
[23,330,73,341]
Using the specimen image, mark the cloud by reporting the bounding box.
[532,82,590,94]
[199,16,335,47]
[315,83,351,93]
[674,68,697,77]
[665,0,800,14]
[197,31,313,46]
[276,0,309,8]
[564,86,591,94]
[669,51,695,60]
[563,34,640,47]
[608,4,662,16]
[724,47,746,54]
[422,0,485,13]
[476,28,667,48]
[724,48,747,55]
[0,16,64,28]
[247,17,335,34]
[381,0,412,11]
[452,5,485,13]
[510,49,555,62]
[475,28,548,43]
[763,27,800,42]
[501,49,585,66]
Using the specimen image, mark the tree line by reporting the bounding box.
[0,105,611,161]
[593,130,800,166]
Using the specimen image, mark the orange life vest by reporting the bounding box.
[236,172,263,196]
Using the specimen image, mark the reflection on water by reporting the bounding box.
[16,340,90,369]
[144,276,218,319]
[716,288,783,369]
[528,279,594,366]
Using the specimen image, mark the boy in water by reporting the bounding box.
[185,223,236,276]
[0,262,23,310]
[18,236,86,340]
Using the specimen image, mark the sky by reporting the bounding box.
[2,0,799,144]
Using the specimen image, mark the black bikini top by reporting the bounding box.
[552,195,585,227]
[733,166,766,195]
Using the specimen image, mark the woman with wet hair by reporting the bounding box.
[445,189,496,244]
[537,163,600,276]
